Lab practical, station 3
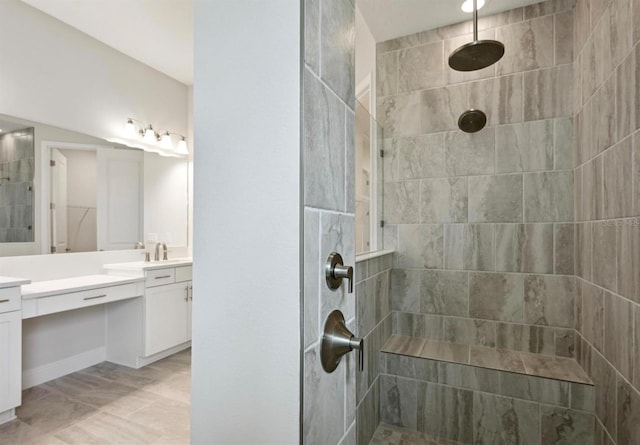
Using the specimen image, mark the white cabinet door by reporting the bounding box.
[0,311,21,413]
[145,282,190,357]
[187,282,192,341]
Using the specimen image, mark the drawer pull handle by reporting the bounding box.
[0,299,9,303]
[155,275,171,279]
[84,294,107,301]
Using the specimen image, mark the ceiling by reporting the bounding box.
[19,0,544,86]
[357,0,545,42]
[20,0,193,86]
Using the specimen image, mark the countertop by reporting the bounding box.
[103,258,193,272]
[22,274,145,299]
[0,276,31,289]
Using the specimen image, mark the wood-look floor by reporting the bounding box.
[0,349,191,445]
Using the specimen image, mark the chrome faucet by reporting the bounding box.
[154,242,168,261]
[134,241,145,249]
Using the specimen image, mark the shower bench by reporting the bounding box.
[376,335,595,445]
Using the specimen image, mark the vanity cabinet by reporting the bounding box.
[0,287,22,419]
[145,282,190,356]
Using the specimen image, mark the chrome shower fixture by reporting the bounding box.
[449,0,505,71]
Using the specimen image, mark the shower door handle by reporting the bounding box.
[325,252,354,293]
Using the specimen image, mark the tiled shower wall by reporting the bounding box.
[0,127,34,242]
[574,0,640,442]
[302,0,357,444]
[376,0,576,356]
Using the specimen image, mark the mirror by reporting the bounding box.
[0,113,189,257]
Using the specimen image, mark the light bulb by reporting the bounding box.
[143,125,157,145]
[461,0,485,12]
[160,132,172,149]
[175,137,189,155]
[124,119,136,138]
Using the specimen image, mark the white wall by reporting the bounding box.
[0,0,188,147]
[192,0,300,443]
[355,5,377,115]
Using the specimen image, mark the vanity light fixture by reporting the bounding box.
[461,0,485,12]
[124,118,189,156]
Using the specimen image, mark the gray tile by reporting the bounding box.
[581,282,604,353]
[495,120,554,173]
[356,377,380,445]
[346,109,355,213]
[443,318,496,347]
[392,312,443,340]
[604,292,633,381]
[496,15,554,74]
[583,157,603,221]
[382,335,426,357]
[320,0,354,106]
[437,361,500,392]
[398,42,444,92]
[469,272,524,323]
[421,178,468,223]
[398,134,445,180]
[468,73,523,125]
[594,76,616,154]
[603,137,633,218]
[554,117,574,170]
[617,378,640,445]
[377,51,398,97]
[390,269,421,313]
[304,0,320,74]
[610,0,633,67]
[590,353,617,437]
[420,270,469,317]
[495,224,553,273]
[419,339,470,363]
[396,224,444,269]
[571,382,596,413]
[303,69,346,211]
[592,222,616,292]
[417,382,473,443]
[469,174,523,223]
[444,128,494,176]
[555,10,574,65]
[554,328,576,358]
[524,64,573,120]
[635,306,640,392]
[469,346,526,373]
[520,353,591,384]
[382,353,439,382]
[304,209,320,348]
[421,85,468,134]
[444,224,494,271]
[473,392,540,445]
[524,275,574,328]
[616,50,635,142]
[357,280,375,338]
[384,181,420,224]
[523,171,573,222]
[380,374,418,430]
[378,92,421,138]
[540,406,595,445]
[500,372,570,407]
[554,224,574,275]
[338,422,356,445]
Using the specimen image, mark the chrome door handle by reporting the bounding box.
[325,252,354,293]
[321,310,364,373]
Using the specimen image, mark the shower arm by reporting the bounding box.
[473,0,478,41]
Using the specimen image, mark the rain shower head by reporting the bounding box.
[458,109,487,133]
[448,0,505,72]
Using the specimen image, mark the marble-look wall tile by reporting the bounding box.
[392,312,443,340]
[604,292,633,381]
[320,0,355,107]
[468,73,523,125]
[304,346,345,444]
[383,181,420,224]
[444,128,495,176]
[420,178,468,223]
[581,282,605,353]
[525,0,573,19]
[443,318,496,347]
[379,374,418,430]
[437,362,499,392]
[356,280,375,338]
[496,15,554,75]
[523,171,573,222]
[575,166,583,221]
[495,224,553,273]
[473,392,540,445]
[610,0,633,68]
[377,51,398,98]
[378,92,421,138]
[617,378,640,444]
[382,138,399,183]
[571,381,596,413]
[635,305,640,389]
[469,174,523,222]
[356,377,379,445]
[304,209,320,347]
[593,6,612,89]
[421,270,469,317]
[338,423,356,445]
[574,0,590,53]
[495,120,554,173]
[555,328,576,358]
[524,64,573,120]
[592,222,616,292]
[444,224,495,271]
[496,323,556,355]
[540,406,595,444]
[390,269,420,312]
[398,42,444,93]
[304,0,320,74]
[398,134,445,180]
[555,10,574,65]
[417,382,473,443]
[583,157,603,221]
[420,84,468,134]
[581,39,597,105]
[500,372,570,407]
[444,30,497,85]
[617,222,640,303]
[615,50,635,142]
[555,117,574,170]
[594,76,616,154]
[603,137,633,218]
[382,353,439,382]
[591,352,617,438]
[303,70,346,211]
[555,224,575,275]
[469,272,524,322]
[396,224,443,269]
[524,275,574,328]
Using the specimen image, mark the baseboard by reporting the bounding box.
[0,409,16,425]
[22,346,106,389]
[135,342,191,368]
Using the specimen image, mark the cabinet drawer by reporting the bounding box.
[0,287,21,314]
[145,268,175,287]
[36,283,143,317]
[175,266,192,283]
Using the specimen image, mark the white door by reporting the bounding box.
[50,149,68,254]
[96,149,143,250]
[0,311,21,413]
[144,282,190,356]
